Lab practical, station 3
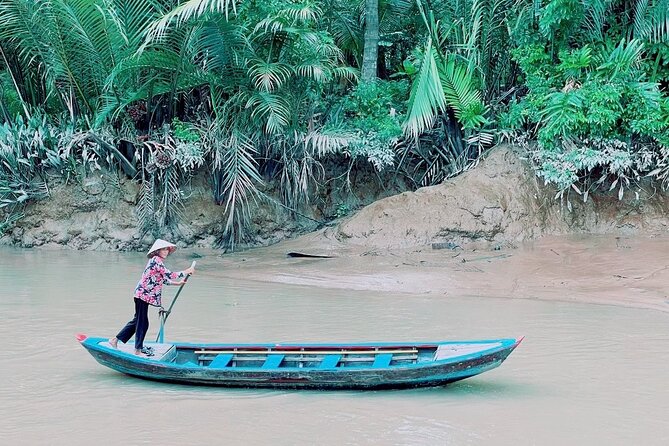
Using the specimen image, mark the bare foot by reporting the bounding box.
[109,337,118,348]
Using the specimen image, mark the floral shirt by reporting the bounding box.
[134,257,185,306]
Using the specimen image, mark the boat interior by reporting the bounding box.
[100,340,504,369]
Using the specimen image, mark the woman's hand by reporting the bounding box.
[184,266,195,276]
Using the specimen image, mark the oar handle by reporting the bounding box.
[165,260,196,313]
[157,260,196,343]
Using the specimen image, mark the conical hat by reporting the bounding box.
[147,239,177,258]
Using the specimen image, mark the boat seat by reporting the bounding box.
[209,354,234,368]
[262,354,284,369]
[372,353,393,368]
[319,354,341,369]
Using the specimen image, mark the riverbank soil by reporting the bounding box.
[217,231,669,312]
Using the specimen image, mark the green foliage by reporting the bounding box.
[532,138,661,204]
[173,118,200,141]
[335,80,406,170]
[402,0,490,138]
[539,0,584,42]
[0,114,63,226]
[0,0,168,120]
[4,0,669,245]
[505,5,669,200]
[510,44,556,90]
[0,71,24,119]
[334,202,350,218]
[529,41,668,148]
[136,130,208,236]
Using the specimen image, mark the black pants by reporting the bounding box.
[116,298,150,350]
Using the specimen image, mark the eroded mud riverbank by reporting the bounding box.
[217,232,669,313]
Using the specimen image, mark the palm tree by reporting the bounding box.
[142,0,357,244]
[361,0,379,80]
[324,0,415,78]
[403,0,487,136]
[0,0,170,121]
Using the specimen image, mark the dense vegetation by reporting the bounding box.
[1,0,668,244]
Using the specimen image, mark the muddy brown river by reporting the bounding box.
[1,235,668,445]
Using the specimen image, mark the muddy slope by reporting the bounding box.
[334,145,669,250]
[0,174,318,252]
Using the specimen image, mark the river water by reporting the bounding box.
[1,244,668,445]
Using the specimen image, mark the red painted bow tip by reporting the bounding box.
[75,333,88,342]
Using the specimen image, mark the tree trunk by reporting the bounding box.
[361,0,379,81]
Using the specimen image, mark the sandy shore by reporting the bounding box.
[214,231,669,313]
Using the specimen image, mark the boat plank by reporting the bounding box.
[209,354,233,368]
[100,341,174,361]
[262,355,284,369]
[372,353,393,368]
[200,355,417,363]
[193,349,418,356]
[319,355,341,369]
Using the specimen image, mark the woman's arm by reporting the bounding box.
[163,264,196,284]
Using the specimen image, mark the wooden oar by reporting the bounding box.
[156,261,196,343]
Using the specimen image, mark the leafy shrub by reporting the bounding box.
[504,38,669,199]
[172,118,201,143]
[332,79,408,170]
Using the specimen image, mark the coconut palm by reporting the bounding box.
[141,0,357,245]
[0,0,170,120]
[323,0,415,76]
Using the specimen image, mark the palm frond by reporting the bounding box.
[328,10,362,58]
[245,92,290,134]
[440,59,487,129]
[379,0,414,34]
[193,18,246,74]
[253,16,291,35]
[303,130,354,156]
[294,61,330,82]
[282,3,322,22]
[108,0,167,51]
[248,60,292,92]
[211,128,262,245]
[144,0,237,46]
[634,0,669,43]
[583,0,611,42]
[0,0,51,63]
[403,39,447,138]
[634,0,652,39]
[596,39,645,78]
[137,176,156,235]
[541,90,584,136]
[331,66,359,81]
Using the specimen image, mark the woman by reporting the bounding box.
[109,239,195,356]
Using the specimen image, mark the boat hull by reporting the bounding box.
[79,337,522,390]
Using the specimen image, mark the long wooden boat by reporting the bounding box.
[77,334,523,390]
